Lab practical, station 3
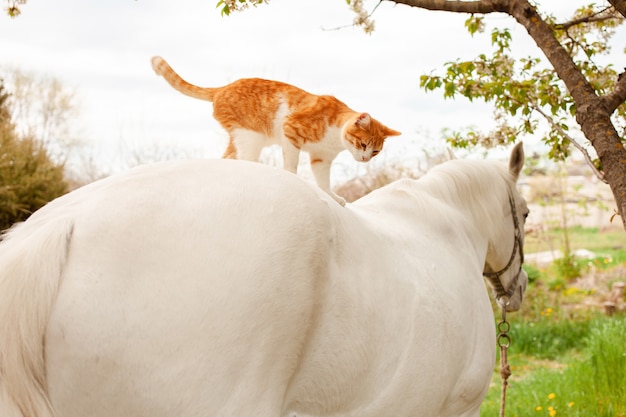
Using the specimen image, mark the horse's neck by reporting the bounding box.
[379,178,494,260]
[357,180,489,249]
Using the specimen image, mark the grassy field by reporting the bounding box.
[479,226,626,417]
[480,313,626,416]
[525,225,625,260]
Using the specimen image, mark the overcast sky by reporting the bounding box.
[1,0,623,182]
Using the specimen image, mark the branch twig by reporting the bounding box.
[530,104,607,183]
[554,7,618,31]
[322,0,382,33]
[601,71,626,113]
[608,0,626,19]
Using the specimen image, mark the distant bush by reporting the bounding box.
[0,130,68,231]
[0,79,68,231]
[522,263,542,283]
[551,254,585,281]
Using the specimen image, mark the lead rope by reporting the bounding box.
[497,300,511,417]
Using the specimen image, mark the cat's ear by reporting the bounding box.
[384,126,402,137]
[355,113,371,129]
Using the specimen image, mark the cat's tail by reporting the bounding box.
[151,56,217,102]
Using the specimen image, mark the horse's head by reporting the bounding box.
[483,142,529,312]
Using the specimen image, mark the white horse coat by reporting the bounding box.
[0,144,528,417]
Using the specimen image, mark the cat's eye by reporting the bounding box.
[360,143,367,150]
[372,150,380,156]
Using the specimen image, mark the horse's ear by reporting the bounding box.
[445,147,457,161]
[508,142,525,181]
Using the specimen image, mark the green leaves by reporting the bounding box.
[419,8,624,161]
[0,132,68,231]
[4,0,27,18]
[216,0,265,16]
[491,28,511,52]
[216,1,231,16]
[419,74,442,91]
[464,15,485,36]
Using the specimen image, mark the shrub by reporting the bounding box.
[0,79,68,231]
[522,263,542,283]
[552,254,585,281]
[0,130,67,231]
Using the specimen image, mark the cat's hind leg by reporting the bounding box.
[229,129,268,162]
[281,141,300,174]
[222,141,238,159]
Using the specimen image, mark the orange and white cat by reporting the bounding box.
[151,56,401,205]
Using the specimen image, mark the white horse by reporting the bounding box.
[0,143,528,417]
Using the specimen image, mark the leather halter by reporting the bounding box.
[483,194,524,303]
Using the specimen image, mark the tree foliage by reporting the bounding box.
[399,1,626,232]
[216,0,266,16]
[0,80,10,127]
[5,68,79,165]
[420,8,625,170]
[0,81,68,231]
[3,0,25,17]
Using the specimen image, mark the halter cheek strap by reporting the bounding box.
[483,195,524,302]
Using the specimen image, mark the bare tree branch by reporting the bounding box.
[495,90,608,182]
[530,104,607,183]
[608,0,626,19]
[382,0,505,14]
[601,71,626,113]
[324,0,381,33]
[555,7,620,31]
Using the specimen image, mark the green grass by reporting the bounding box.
[523,226,625,288]
[481,316,626,417]
[507,314,597,360]
[586,319,626,409]
[525,226,625,258]
[480,225,626,416]
[524,226,626,273]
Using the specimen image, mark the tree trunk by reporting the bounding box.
[386,0,626,230]
[506,0,626,230]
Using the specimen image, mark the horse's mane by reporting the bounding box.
[412,158,516,240]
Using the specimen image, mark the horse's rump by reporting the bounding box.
[41,160,337,416]
[0,213,74,417]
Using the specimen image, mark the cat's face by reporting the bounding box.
[342,113,401,162]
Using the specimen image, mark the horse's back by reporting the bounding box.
[1,157,502,417]
[44,160,335,417]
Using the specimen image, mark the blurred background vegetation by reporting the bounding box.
[0,79,67,230]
